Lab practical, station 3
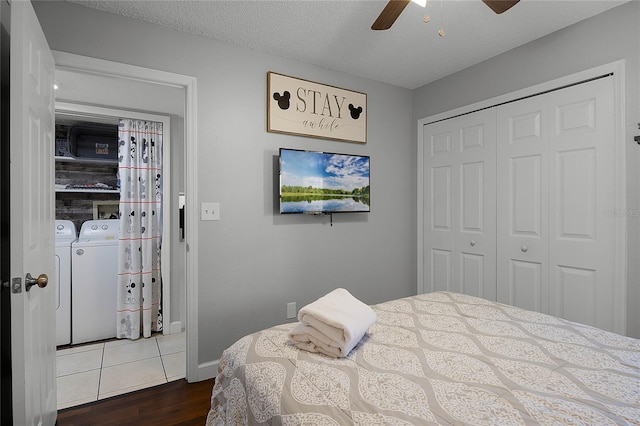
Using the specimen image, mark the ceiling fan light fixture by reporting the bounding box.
[373,0,519,31]
[482,0,520,14]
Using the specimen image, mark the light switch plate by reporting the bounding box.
[201,202,220,221]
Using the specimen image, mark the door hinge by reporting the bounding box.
[11,277,21,294]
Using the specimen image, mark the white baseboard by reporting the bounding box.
[197,359,220,381]
[170,321,182,334]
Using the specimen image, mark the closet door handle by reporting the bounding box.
[521,245,528,253]
[470,240,476,246]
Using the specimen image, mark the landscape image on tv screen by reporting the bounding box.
[279,148,370,214]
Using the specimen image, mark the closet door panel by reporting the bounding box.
[510,155,542,237]
[456,112,496,300]
[431,249,452,292]
[556,266,597,327]
[547,77,616,331]
[556,148,596,240]
[423,109,496,299]
[458,159,489,297]
[460,162,484,232]
[460,252,484,297]
[424,125,457,293]
[431,166,452,231]
[510,260,542,312]
[430,165,454,292]
[497,102,549,312]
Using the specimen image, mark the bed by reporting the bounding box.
[206,291,640,425]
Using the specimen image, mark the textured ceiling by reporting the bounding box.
[65,0,630,89]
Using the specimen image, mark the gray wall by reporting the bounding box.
[33,1,416,367]
[413,1,640,338]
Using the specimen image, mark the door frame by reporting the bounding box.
[0,0,11,422]
[53,51,201,381]
[417,60,627,334]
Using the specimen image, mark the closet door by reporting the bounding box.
[423,109,496,299]
[497,76,618,331]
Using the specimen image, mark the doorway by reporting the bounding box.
[52,56,195,408]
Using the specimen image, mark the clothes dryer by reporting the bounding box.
[55,220,77,346]
[71,219,120,345]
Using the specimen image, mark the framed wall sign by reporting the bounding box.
[267,72,367,144]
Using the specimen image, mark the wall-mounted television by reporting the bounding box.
[279,148,370,214]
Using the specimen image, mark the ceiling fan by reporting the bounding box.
[372,0,520,30]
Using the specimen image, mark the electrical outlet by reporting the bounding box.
[201,202,220,221]
[287,302,297,319]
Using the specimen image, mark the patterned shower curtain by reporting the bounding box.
[116,119,163,339]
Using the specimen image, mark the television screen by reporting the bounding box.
[279,148,370,214]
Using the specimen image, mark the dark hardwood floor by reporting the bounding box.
[56,378,215,426]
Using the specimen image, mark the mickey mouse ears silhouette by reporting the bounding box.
[273,91,291,110]
[349,104,363,120]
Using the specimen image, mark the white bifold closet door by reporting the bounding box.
[423,75,618,333]
[423,108,497,300]
[497,76,617,331]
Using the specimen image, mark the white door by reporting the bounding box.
[423,109,497,299]
[10,1,57,424]
[497,76,618,332]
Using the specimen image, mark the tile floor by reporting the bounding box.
[56,332,186,410]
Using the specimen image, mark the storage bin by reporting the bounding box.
[68,124,118,161]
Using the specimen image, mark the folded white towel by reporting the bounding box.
[289,288,376,357]
[289,323,342,357]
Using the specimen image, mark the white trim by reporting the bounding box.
[198,359,220,382]
[53,51,201,382]
[56,101,172,335]
[184,77,199,383]
[417,60,627,334]
[416,117,425,295]
[56,102,171,125]
[611,63,627,335]
[54,51,190,89]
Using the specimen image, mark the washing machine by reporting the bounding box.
[71,219,120,345]
[55,220,77,346]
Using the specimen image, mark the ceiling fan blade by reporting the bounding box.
[482,0,520,14]
[371,0,411,30]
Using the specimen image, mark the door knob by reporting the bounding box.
[521,245,528,253]
[470,240,476,246]
[25,273,48,292]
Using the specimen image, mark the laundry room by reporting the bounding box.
[54,107,174,344]
[54,113,121,347]
[52,65,188,407]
